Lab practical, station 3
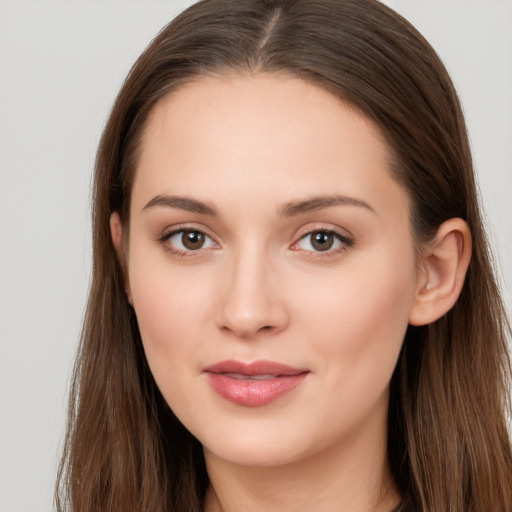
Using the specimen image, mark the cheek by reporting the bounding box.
[128,263,218,425]
[283,253,415,442]
[127,247,215,378]
[295,247,416,380]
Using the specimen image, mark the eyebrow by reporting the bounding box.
[142,195,218,215]
[280,195,376,216]
[141,193,376,217]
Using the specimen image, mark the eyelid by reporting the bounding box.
[158,222,217,240]
[291,223,353,243]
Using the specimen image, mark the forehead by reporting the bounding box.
[132,74,408,219]
[141,73,389,160]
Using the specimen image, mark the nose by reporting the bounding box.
[216,247,289,339]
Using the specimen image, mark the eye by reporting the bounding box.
[163,229,216,252]
[293,229,352,253]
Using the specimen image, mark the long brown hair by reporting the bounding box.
[56,1,512,510]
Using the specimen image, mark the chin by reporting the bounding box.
[195,413,348,471]
[204,437,309,468]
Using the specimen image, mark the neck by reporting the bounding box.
[203,406,399,512]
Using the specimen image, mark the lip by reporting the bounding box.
[203,360,309,407]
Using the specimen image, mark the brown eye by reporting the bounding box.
[181,230,205,250]
[311,231,334,251]
[293,229,353,254]
[163,229,215,252]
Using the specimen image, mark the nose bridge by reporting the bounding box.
[217,240,288,338]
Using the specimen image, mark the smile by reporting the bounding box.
[203,360,309,407]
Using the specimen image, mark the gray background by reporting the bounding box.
[1,1,511,511]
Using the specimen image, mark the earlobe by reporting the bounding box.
[110,212,133,305]
[409,218,472,326]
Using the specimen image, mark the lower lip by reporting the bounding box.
[205,373,308,407]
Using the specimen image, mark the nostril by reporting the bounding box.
[219,322,281,339]
[256,325,281,336]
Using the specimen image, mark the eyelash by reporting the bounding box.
[157,226,354,259]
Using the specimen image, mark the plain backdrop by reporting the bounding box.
[0,1,511,511]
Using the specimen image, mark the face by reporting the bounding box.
[122,75,420,467]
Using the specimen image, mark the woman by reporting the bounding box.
[55,0,512,510]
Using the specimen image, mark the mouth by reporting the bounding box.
[203,360,309,407]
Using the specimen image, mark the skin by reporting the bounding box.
[111,74,471,512]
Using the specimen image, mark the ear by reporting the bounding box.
[110,212,133,305]
[409,218,472,326]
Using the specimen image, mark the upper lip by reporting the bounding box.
[203,359,308,377]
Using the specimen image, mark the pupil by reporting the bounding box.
[312,231,333,251]
[183,231,204,250]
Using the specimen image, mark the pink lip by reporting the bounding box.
[203,360,309,407]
